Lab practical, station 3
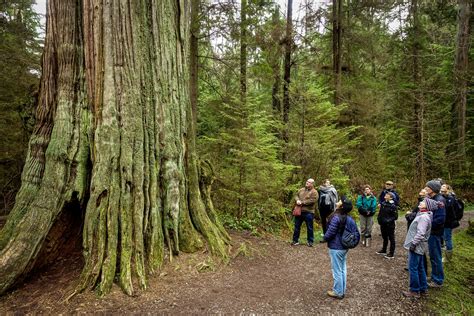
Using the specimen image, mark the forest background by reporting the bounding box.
[1,0,472,235]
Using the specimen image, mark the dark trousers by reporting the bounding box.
[293,212,314,243]
[320,210,330,234]
[380,223,395,255]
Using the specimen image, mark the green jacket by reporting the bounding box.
[295,188,319,213]
[356,194,377,216]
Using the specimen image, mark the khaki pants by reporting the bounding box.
[359,215,374,237]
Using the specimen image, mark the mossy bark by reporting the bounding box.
[0,0,229,297]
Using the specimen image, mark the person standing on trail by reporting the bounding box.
[378,180,400,206]
[292,178,319,247]
[404,188,427,271]
[440,184,457,262]
[424,180,446,288]
[318,179,338,235]
[376,192,398,259]
[323,197,357,299]
[402,198,435,298]
[356,185,377,246]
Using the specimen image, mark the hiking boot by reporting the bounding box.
[420,290,429,297]
[307,242,314,247]
[402,290,420,298]
[327,290,344,299]
[384,253,394,259]
[376,250,387,255]
[428,281,442,288]
[291,241,299,246]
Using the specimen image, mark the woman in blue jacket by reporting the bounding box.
[323,197,358,299]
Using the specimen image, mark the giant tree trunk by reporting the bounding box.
[0,0,229,297]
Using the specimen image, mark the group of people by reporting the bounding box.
[291,178,462,299]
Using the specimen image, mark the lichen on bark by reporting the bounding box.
[0,0,230,297]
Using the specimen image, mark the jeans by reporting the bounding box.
[443,228,453,251]
[293,212,314,243]
[359,215,373,237]
[329,249,348,297]
[409,251,427,292]
[428,235,444,285]
[380,223,396,255]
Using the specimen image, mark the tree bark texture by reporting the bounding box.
[282,0,293,161]
[0,0,229,297]
[452,0,471,174]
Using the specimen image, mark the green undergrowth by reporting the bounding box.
[428,223,474,314]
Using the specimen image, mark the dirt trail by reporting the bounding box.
[2,213,472,314]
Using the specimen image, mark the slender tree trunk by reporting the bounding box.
[451,0,471,174]
[332,0,342,105]
[271,6,281,120]
[410,0,426,186]
[282,0,293,161]
[237,0,248,218]
[0,0,229,297]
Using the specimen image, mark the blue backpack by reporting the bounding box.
[339,215,360,249]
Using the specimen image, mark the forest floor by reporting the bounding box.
[1,212,472,314]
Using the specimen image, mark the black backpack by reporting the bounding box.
[454,197,464,221]
[339,215,360,249]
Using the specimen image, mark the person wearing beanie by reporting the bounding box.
[323,196,359,299]
[402,198,434,298]
[404,188,428,271]
[378,180,400,206]
[424,179,446,288]
[376,192,398,259]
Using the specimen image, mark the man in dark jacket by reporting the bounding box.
[378,180,400,206]
[424,179,446,288]
[292,178,319,247]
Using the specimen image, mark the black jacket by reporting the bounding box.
[377,201,398,225]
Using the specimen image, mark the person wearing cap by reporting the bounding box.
[378,181,400,206]
[424,179,446,288]
[376,192,398,259]
[323,196,358,299]
[356,185,377,245]
[292,178,319,247]
[402,198,435,298]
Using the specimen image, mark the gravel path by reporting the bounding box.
[3,213,472,314]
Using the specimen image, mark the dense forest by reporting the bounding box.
[0,0,472,296]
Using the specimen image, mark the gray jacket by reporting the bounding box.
[403,210,432,255]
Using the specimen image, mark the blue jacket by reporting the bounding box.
[324,214,358,250]
[430,194,446,236]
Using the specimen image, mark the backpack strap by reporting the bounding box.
[338,214,347,234]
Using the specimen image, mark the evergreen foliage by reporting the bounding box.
[0,0,41,214]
